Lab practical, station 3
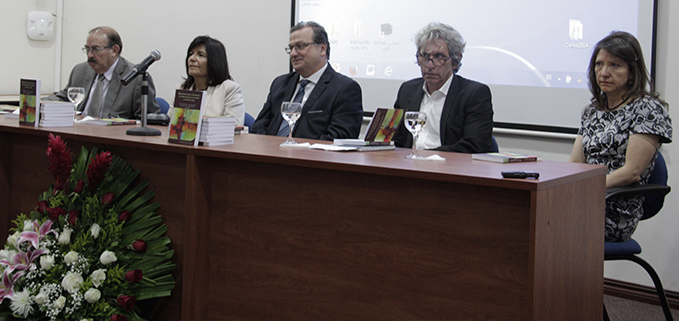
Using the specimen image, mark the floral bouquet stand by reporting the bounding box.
[0,134,175,321]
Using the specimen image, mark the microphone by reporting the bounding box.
[120,50,161,85]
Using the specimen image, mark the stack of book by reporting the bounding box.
[39,101,75,127]
[199,116,236,146]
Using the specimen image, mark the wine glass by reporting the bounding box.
[280,101,303,145]
[404,111,427,159]
[67,87,85,119]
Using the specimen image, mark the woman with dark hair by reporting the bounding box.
[569,31,672,242]
[171,36,245,125]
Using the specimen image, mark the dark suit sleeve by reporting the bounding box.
[392,83,412,148]
[319,80,363,140]
[251,79,278,135]
[435,83,493,153]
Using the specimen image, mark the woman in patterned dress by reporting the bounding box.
[569,31,672,242]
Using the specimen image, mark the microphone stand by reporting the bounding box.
[126,72,161,136]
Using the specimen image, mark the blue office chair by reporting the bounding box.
[244,112,255,128]
[156,97,170,115]
[603,152,673,321]
[490,135,499,153]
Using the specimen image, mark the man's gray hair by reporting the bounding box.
[415,22,465,72]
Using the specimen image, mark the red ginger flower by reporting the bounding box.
[46,134,72,191]
[87,151,112,191]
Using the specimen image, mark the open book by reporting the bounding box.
[333,108,404,147]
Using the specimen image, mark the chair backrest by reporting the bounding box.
[156,97,170,115]
[490,135,499,153]
[244,112,255,128]
[643,152,669,220]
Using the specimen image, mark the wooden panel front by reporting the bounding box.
[203,158,533,320]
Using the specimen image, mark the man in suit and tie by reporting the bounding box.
[47,26,160,119]
[251,21,363,141]
[393,22,494,153]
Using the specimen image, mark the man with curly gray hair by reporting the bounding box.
[393,22,494,153]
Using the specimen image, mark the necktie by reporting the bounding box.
[88,74,106,117]
[277,79,310,136]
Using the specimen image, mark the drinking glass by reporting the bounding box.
[67,87,86,118]
[404,111,427,159]
[280,101,302,145]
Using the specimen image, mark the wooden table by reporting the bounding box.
[0,116,607,320]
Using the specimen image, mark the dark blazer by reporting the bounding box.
[251,66,363,141]
[47,57,160,119]
[393,75,494,153]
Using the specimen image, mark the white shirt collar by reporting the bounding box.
[302,63,328,85]
[101,58,120,81]
[422,73,454,97]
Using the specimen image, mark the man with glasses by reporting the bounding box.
[393,22,494,153]
[251,21,363,140]
[47,26,160,119]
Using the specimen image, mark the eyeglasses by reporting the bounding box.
[82,45,113,54]
[416,53,453,67]
[285,42,318,54]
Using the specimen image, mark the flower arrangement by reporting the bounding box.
[0,134,175,321]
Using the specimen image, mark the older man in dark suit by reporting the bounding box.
[251,21,363,141]
[393,22,494,153]
[47,26,160,119]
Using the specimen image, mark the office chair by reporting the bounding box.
[244,112,255,128]
[490,135,499,153]
[603,152,673,321]
[156,97,170,115]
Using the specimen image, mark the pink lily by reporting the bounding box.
[0,269,23,304]
[0,249,46,275]
[19,220,56,249]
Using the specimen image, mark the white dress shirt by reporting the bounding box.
[416,73,454,150]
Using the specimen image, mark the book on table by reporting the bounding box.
[168,89,207,147]
[471,152,541,163]
[19,78,41,127]
[38,101,74,127]
[332,108,404,151]
[0,105,19,114]
[81,117,138,126]
[199,116,236,146]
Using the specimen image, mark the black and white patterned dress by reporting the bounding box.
[578,95,672,242]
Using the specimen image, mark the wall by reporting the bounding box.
[2,0,678,292]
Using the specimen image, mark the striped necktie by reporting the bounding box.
[87,74,106,117]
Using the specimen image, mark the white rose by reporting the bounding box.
[91,269,106,287]
[0,249,13,262]
[61,272,84,293]
[7,231,20,247]
[90,224,101,239]
[34,292,48,305]
[40,255,55,270]
[54,296,66,309]
[58,227,73,245]
[99,251,117,265]
[64,251,79,264]
[23,220,33,231]
[84,288,101,303]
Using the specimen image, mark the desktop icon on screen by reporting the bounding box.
[569,19,583,41]
[366,64,375,76]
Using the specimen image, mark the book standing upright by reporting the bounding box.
[168,89,207,147]
[19,78,41,127]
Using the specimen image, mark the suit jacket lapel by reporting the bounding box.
[102,58,127,117]
[301,67,332,115]
[407,79,426,112]
[81,72,96,112]
[439,75,460,143]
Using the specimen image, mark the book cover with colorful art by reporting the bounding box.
[168,89,206,146]
[19,78,41,127]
